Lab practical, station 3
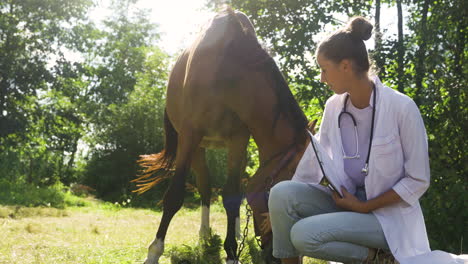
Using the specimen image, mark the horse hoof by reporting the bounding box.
[144,238,164,264]
[143,257,160,264]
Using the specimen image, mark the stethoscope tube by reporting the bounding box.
[338,85,376,176]
[338,110,360,159]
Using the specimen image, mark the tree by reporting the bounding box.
[395,0,405,93]
[0,0,93,184]
[0,0,92,137]
[412,0,430,105]
[81,0,170,201]
[405,0,467,252]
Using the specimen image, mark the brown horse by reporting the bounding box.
[134,7,314,264]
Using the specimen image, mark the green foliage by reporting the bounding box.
[167,229,223,264]
[0,179,89,208]
[72,1,171,203]
[82,46,169,201]
[239,237,265,264]
[403,0,467,253]
[0,0,92,133]
[0,0,93,185]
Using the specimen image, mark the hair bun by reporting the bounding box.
[347,17,373,41]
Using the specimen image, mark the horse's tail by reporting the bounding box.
[132,109,178,194]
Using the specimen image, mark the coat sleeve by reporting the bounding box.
[292,100,333,183]
[317,99,332,147]
[392,100,431,206]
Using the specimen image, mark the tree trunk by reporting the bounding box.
[396,0,405,93]
[449,14,465,127]
[0,3,13,136]
[414,0,430,105]
[65,137,79,184]
[28,157,33,184]
[375,0,382,50]
[374,0,384,74]
[453,22,465,77]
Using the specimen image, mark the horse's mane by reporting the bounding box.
[216,7,308,134]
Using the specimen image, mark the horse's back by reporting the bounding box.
[183,9,254,89]
[165,9,254,146]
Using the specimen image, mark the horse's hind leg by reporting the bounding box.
[144,127,203,264]
[223,133,249,263]
[191,147,212,239]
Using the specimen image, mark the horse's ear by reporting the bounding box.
[308,119,318,135]
[234,10,257,38]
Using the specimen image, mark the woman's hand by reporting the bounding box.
[332,187,370,213]
[332,186,404,214]
[259,212,271,234]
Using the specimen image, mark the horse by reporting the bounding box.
[133,7,314,264]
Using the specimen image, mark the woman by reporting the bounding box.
[268,17,431,264]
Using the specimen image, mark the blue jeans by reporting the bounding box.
[268,181,389,263]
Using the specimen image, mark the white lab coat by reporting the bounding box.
[293,76,436,262]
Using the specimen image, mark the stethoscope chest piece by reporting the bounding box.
[361,163,369,176]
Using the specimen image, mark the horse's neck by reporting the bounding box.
[251,120,308,165]
[250,126,309,184]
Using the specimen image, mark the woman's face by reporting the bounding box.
[316,53,350,95]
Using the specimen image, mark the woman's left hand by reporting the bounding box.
[332,187,370,213]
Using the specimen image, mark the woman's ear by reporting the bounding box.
[340,59,351,72]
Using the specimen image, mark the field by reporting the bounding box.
[0,197,325,264]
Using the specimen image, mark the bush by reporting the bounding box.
[0,179,89,208]
[167,229,223,264]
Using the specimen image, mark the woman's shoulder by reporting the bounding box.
[324,93,343,109]
[377,80,421,118]
[377,78,414,107]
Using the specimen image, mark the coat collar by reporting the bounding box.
[337,75,383,109]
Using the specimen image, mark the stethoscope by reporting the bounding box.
[337,85,376,176]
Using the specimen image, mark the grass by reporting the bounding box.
[0,183,326,264]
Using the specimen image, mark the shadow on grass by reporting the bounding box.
[0,205,69,219]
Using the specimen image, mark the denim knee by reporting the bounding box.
[268,180,295,212]
[290,218,322,254]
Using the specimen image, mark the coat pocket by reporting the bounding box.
[372,134,399,155]
[400,201,420,215]
[371,134,404,178]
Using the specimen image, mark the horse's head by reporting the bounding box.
[308,119,318,135]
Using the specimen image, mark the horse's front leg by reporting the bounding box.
[223,134,249,263]
[144,129,202,264]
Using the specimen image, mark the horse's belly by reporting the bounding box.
[199,110,249,149]
[199,138,226,149]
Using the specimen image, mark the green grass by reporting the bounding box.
[0,202,326,264]
[0,183,326,264]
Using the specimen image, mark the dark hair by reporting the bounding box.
[317,17,374,75]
